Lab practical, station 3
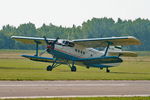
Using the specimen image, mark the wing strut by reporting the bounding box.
[34,40,41,56]
[103,42,112,56]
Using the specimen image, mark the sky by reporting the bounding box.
[0,0,150,28]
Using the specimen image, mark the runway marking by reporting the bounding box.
[0,84,126,87]
[0,95,150,99]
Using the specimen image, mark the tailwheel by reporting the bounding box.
[106,67,110,73]
[100,67,103,70]
[86,66,90,69]
[71,66,76,72]
[47,65,53,71]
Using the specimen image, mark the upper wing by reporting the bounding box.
[11,36,141,47]
[11,36,55,45]
[72,36,141,48]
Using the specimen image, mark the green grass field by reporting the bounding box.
[0,50,150,80]
[0,50,150,99]
[1,97,150,100]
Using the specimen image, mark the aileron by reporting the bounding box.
[11,36,55,45]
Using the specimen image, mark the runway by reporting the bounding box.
[0,80,150,99]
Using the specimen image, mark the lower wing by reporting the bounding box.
[77,56,123,64]
[22,55,66,64]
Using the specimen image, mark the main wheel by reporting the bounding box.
[47,65,53,71]
[71,66,76,72]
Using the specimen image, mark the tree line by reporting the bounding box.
[0,17,150,51]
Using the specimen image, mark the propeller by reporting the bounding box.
[39,36,59,56]
[43,36,59,50]
[51,37,59,49]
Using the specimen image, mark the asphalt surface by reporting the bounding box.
[0,80,150,98]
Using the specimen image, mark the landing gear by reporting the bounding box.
[46,59,77,72]
[106,67,110,73]
[71,66,76,72]
[47,65,53,71]
[46,58,60,71]
[68,61,77,72]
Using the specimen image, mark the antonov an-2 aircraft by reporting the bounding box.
[11,36,141,72]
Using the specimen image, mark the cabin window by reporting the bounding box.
[78,50,80,53]
[83,52,85,55]
[75,49,85,55]
[75,49,77,52]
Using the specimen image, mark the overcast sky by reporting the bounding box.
[0,0,150,28]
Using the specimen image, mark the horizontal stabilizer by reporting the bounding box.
[109,51,138,57]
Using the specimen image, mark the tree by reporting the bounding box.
[0,17,150,51]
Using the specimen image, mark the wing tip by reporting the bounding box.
[121,36,141,45]
[11,36,16,39]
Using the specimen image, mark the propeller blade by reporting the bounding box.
[43,36,49,45]
[51,37,59,49]
[53,37,59,44]
[43,36,60,50]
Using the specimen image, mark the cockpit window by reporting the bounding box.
[55,40,74,47]
[62,41,75,47]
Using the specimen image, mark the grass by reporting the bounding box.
[0,49,35,53]
[0,50,150,99]
[0,59,150,80]
[0,50,150,80]
[1,97,150,100]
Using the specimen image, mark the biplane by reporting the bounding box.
[11,36,141,72]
